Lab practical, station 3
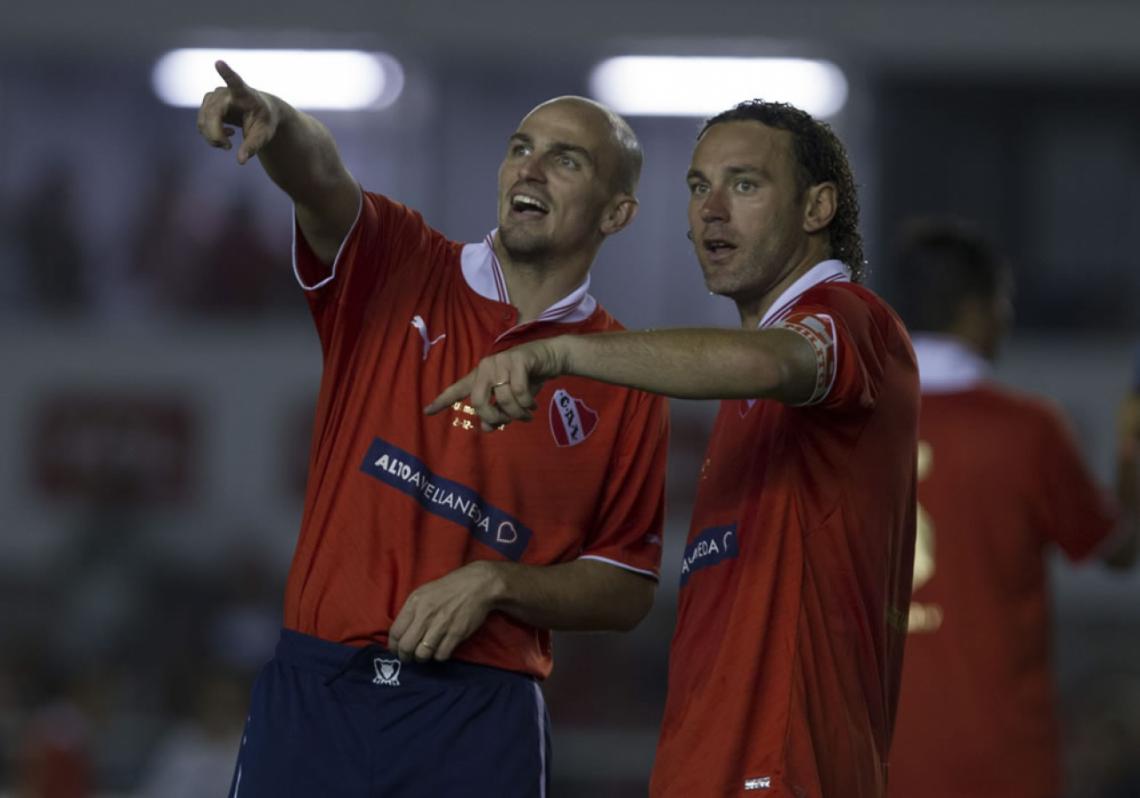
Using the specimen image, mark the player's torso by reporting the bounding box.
[911,388,1053,617]
[890,387,1062,798]
[287,243,639,668]
[656,293,918,798]
[343,264,622,564]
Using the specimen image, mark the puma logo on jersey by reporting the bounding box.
[411,315,446,360]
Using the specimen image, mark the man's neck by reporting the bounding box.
[736,245,830,329]
[493,235,595,324]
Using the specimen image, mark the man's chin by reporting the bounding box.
[698,267,732,298]
[499,227,552,261]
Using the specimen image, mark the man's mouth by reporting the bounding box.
[509,193,550,218]
[702,238,737,259]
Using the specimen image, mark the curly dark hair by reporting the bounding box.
[699,100,865,282]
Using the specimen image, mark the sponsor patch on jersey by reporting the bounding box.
[360,438,532,560]
[549,389,598,447]
[679,523,738,587]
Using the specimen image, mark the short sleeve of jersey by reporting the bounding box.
[578,392,669,580]
[292,190,446,339]
[775,291,884,412]
[1033,404,1119,561]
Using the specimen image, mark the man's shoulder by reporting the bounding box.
[793,280,914,371]
[797,280,895,321]
[574,302,625,333]
[360,190,462,252]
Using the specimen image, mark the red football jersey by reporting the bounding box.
[651,261,920,798]
[283,191,669,678]
[887,336,1118,798]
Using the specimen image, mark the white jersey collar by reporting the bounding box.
[758,259,851,328]
[912,333,991,394]
[460,231,597,325]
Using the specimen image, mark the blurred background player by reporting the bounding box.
[885,219,1140,798]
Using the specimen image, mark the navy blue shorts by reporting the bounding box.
[227,629,551,797]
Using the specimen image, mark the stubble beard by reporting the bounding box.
[499,223,555,264]
[699,243,774,308]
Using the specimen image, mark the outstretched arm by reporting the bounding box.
[197,60,359,265]
[387,559,655,663]
[425,328,819,429]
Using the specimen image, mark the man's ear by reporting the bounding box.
[601,196,639,236]
[803,182,837,234]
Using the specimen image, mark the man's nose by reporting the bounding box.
[516,152,546,183]
[699,188,729,222]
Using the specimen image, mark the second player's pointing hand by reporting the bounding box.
[425,337,569,431]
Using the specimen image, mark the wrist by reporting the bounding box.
[557,334,584,378]
[474,560,511,610]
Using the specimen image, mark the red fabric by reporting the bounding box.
[284,192,669,678]
[888,386,1118,798]
[651,282,919,798]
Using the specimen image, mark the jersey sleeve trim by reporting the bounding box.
[291,185,365,291]
[776,312,839,407]
[577,554,659,581]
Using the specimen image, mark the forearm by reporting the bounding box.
[561,327,816,402]
[488,559,655,632]
[256,94,353,208]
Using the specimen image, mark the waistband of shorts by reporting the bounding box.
[274,628,532,688]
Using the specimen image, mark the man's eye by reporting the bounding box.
[558,155,578,169]
[735,180,755,192]
[689,183,708,196]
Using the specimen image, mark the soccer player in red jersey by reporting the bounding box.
[431,100,920,797]
[883,220,1139,798]
[197,62,669,796]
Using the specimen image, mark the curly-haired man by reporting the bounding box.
[432,99,920,797]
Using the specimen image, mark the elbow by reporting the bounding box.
[609,577,656,631]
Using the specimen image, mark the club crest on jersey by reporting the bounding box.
[373,658,401,687]
[549,389,598,447]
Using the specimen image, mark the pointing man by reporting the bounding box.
[198,61,668,796]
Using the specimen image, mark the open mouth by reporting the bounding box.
[510,193,550,218]
[703,239,737,257]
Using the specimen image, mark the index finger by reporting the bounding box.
[425,371,475,415]
[215,60,250,95]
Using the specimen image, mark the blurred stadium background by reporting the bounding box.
[1,1,1139,795]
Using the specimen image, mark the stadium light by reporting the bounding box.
[589,56,848,118]
[152,48,404,111]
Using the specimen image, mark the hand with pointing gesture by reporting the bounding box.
[197,60,280,164]
[425,337,570,431]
